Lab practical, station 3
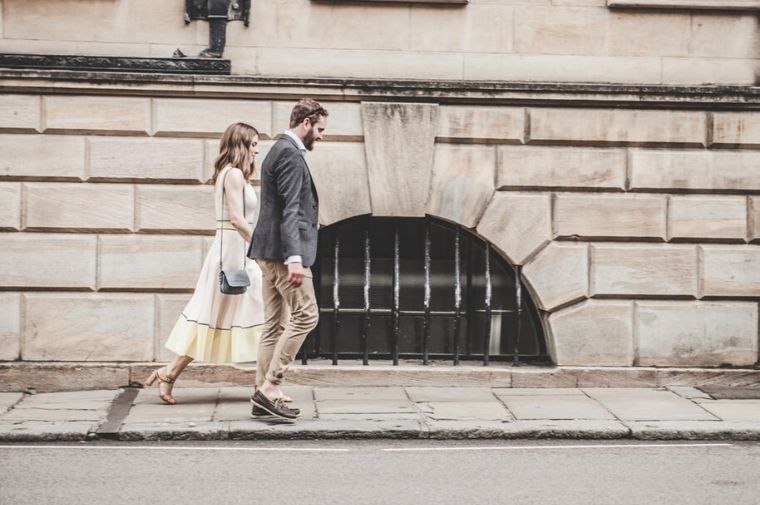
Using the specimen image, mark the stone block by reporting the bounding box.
[554,194,667,240]
[24,182,134,231]
[135,185,215,232]
[630,150,760,191]
[3,0,124,41]
[500,395,616,420]
[751,197,760,242]
[154,99,272,138]
[0,183,21,230]
[608,11,691,57]
[0,293,20,361]
[523,242,589,311]
[662,57,757,86]
[88,137,205,182]
[0,134,85,180]
[156,294,192,362]
[306,142,371,226]
[590,244,698,297]
[636,301,758,366]
[410,4,513,53]
[529,108,706,146]
[426,144,496,228]
[463,53,662,84]
[713,112,760,148]
[0,95,40,132]
[476,192,552,265]
[584,388,718,421]
[43,96,150,135]
[668,196,747,241]
[98,235,204,290]
[437,106,524,143]
[514,6,609,56]
[689,15,759,59]
[362,102,438,217]
[0,234,96,289]
[549,301,634,366]
[498,146,626,190]
[22,293,154,361]
[700,245,760,297]
[272,102,362,139]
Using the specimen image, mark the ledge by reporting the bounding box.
[608,0,760,10]
[0,69,759,108]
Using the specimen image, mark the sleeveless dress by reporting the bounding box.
[164,166,265,363]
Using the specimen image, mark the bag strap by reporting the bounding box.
[219,167,247,273]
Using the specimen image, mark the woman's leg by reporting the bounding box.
[145,355,193,405]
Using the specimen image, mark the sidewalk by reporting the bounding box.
[2,386,760,442]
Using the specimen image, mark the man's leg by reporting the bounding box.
[260,263,319,393]
[255,260,287,389]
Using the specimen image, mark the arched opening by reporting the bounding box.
[299,216,549,365]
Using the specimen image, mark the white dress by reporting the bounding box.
[164,166,264,363]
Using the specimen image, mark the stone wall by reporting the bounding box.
[0,0,758,85]
[0,75,758,368]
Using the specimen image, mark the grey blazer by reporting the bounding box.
[248,135,320,267]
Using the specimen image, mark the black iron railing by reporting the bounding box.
[299,216,548,366]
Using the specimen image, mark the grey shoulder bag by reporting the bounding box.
[219,169,251,295]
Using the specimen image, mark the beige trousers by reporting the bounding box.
[255,259,319,387]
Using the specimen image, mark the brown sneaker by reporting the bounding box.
[252,390,299,420]
[250,396,300,417]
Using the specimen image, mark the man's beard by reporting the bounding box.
[304,130,316,151]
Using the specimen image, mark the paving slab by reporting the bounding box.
[14,390,117,408]
[626,420,760,440]
[583,388,718,421]
[693,399,760,421]
[417,401,510,421]
[316,399,416,415]
[133,387,219,406]
[405,387,496,402]
[317,413,421,421]
[500,395,616,420]
[667,386,712,400]
[1,407,106,422]
[493,388,585,397]
[123,403,216,424]
[314,387,408,401]
[0,393,23,414]
[0,421,96,441]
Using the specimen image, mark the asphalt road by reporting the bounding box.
[0,440,757,505]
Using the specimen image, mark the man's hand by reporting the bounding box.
[287,262,305,287]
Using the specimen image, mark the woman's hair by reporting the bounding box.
[211,122,259,184]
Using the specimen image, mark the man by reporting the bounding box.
[248,98,328,420]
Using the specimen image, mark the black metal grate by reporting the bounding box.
[298,216,549,366]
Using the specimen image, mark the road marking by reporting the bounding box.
[0,445,351,453]
[382,443,733,452]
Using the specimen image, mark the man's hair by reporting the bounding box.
[289,98,329,128]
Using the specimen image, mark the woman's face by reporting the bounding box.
[248,134,260,161]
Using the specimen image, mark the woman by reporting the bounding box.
[145,122,265,404]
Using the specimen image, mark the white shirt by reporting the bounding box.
[282,130,306,265]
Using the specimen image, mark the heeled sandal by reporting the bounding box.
[144,366,177,405]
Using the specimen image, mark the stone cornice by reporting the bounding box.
[0,69,758,109]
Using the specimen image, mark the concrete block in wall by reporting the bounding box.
[0,95,40,132]
[549,300,634,366]
[135,185,215,232]
[668,196,747,241]
[0,134,85,180]
[98,235,205,290]
[636,301,758,366]
[437,106,524,143]
[43,96,150,135]
[0,183,21,230]
[0,293,21,361]
[712,112,760,148]
[156,294,192,362]
[22,293,154,361]
[498,146,626,190]
[514,6,609,56]
[306,142,371,227]
[24,182,134,231]
[426,144,496,228]
[630,150,760,191]
[0,234,96,289]
[272,101,362,139]
[554,194,667,240]
[751,197,760,243]
[153,99,272,138]
[591,244,698,297]
[476,192,552,265]
[88,137,205,182]
[700,245,760,297]
[529,108,706,146]
[523,242,589,312]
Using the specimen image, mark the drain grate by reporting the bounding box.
[698,387,760,400]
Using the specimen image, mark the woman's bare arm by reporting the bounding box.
[223,169,253,243]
